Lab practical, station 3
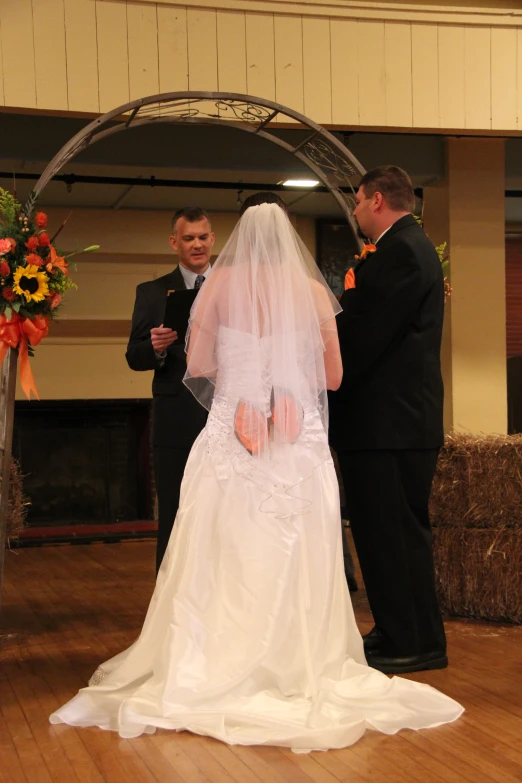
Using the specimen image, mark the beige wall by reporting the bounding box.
[15,207,316,400]
[1,0,521,131]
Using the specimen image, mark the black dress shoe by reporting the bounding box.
[362,626,385,652]
[366,649,448,674]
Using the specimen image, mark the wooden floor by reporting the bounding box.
[1,540,521,783]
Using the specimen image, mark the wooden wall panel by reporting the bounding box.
[217,10,247,94]
[64,0,99,113]
[0,0,36,108]
[96,0,130,112]
[127,3,160,102]
[518,28,522,132]
[245,13,275,101]
[0,13,5,106]
[32,0,68,110]
[439,25,465,129]
[0,1,521,132]
[157,6,189,94]
[187,8,218,91]
[303,17,331,124]
[464,26,491,130]
[330,20,359,126]
[384,22,413,128]
[274,15,304,119]
[357,21,386,127]
[411,24,439,129]
[491,27,518,131]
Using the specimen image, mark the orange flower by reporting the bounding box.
[0,238,12,255]
[2,287,16,302]
[35,212,48,228]
[354,243,377,261]
[26,252,44,267]
[25,236,39,252]
[45,245,68,276]
[38,232,50,247]
[0,260,10,277]
[49,292,62,310]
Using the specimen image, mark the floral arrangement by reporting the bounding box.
[0,188,98,398]
[414,214,452,302]
[435,240,452,303]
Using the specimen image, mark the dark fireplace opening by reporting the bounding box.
[13,399,154,528]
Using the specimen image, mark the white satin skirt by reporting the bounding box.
[50,432,463,752]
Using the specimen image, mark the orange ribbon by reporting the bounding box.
[0,313,49,399]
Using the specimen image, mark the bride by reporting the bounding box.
[50,196,462,751]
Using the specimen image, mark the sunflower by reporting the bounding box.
[13,264,49,303]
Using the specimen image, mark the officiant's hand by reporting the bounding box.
[150,325,178,351]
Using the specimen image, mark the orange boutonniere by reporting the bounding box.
[344,243,377,290]
[354,243,377,261]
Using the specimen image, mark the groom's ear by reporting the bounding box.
[169,235,178,253]
[372,191,385,212]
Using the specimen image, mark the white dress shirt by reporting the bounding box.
[178,263,212,289]
[374,225,392,245]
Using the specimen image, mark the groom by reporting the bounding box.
[126,207,214,573]
[330,166,447,674]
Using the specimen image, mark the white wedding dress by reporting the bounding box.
[50,324,463,751]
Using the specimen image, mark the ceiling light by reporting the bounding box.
[281,179,320,188]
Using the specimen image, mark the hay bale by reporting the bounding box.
[430,433,522,624]
[5,459,29,545]
[433,528,522,624]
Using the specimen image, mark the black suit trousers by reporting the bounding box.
[151,393,205,575]
[153,444,191,574]
[337,448,446,656]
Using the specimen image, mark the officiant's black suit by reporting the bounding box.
[126,266,207,573]
[329,214,446,658]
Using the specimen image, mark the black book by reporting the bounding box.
[163,289,198,344]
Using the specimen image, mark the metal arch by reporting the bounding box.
[25,92,366,241]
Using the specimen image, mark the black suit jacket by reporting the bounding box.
[329,214,444,451]
[126,266,207,448]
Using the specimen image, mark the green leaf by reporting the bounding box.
[12,301,21,312]
[65,244,100,259]
[4,306,12,320]
[441,259,450,272]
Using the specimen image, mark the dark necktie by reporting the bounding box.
[194,275,205,290]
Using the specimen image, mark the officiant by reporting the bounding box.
[126,207,215,573]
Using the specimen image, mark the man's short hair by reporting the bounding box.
[171,206,209,232]
[240,192,289,216]
[359,166,415,212]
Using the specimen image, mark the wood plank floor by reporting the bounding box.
[1,540,521,783]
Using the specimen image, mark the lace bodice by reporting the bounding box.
[202,327,331,518]
[213,326,319,414]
